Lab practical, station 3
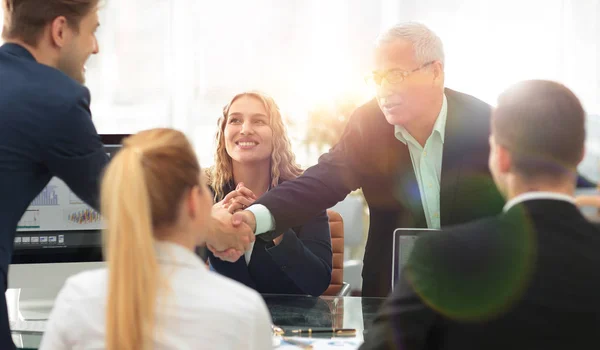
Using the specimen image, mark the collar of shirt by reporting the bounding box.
[155,241,206,270]
[503,191,576,213]
[395,93,448,145]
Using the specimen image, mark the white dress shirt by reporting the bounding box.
[39,242,273,350]
[394,94,447,229]
[503,191,576,213]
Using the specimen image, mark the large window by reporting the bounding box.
[1,1,599,180]
[1,1,390,167]
[397,0,599,114]
[185,0,384,166]
[85,0,173,134]
[395,0,600,180]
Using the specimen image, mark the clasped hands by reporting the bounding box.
[207,183,258,262]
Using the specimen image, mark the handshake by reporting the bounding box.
[206,183,259,262]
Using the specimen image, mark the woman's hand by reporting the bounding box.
[220,182,257,214]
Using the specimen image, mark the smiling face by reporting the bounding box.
[55,6,100,84]
[223,95,274,166]
[373,39,443,127]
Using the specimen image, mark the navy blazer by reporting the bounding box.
[0,43,108,348]
[254,90,504,297]
[208,182,333,296]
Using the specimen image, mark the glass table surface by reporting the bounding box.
[12,293,385,349]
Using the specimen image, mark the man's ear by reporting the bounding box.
[497,143,513,174]
[50,16,70,48]
[431,60,444,86]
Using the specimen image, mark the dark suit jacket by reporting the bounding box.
[360,199,600,350]
[255,88,505,297]
[0,43,108,348]
[208,182,333,296]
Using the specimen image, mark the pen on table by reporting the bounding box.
[290,328,356,336]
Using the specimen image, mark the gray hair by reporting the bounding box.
[376,22,445,67]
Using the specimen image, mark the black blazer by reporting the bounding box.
[360,199,600,350]
[0,43,108,349]
[255,88,505,297]
[208,182,333,296]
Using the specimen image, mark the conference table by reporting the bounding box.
[11,190,600,349]
[12,293,386,349]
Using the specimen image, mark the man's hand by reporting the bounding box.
[210,210,258,261]
[234,209,257,232]
[207,204,255,262]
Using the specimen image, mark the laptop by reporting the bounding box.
[391,228,439,291]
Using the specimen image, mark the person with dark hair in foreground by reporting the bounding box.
[360,80,600,350]
[210,21,596,298]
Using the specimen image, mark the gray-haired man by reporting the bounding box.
[213,22,504,297]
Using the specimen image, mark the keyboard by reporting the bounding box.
[9,319,47,333]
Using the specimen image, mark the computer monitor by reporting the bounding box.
[7,134,128,320]
[391,228,438,291]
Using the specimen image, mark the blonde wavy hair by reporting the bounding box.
[209,91,303,201]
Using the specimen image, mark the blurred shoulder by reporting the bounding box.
[445,88,492,117]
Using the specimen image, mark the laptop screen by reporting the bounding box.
[391,228,438,291]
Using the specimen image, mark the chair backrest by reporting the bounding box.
[322,209,344,296]
[329,194,365,247]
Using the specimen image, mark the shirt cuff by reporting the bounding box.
[244,242,255,265]
[246,204,275,236]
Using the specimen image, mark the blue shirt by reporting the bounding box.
[394,94,448,228]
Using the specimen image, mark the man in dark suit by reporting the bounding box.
[0,4,253,347]
[0,1,107,347]
[212,22,505,297]
[360,80,600,349]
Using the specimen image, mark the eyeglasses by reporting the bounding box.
[365,61,435,86]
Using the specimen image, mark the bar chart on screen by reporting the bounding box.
[65,208,102,226]
[30,185,59,206]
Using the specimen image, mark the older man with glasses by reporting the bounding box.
[211,22,505,297]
